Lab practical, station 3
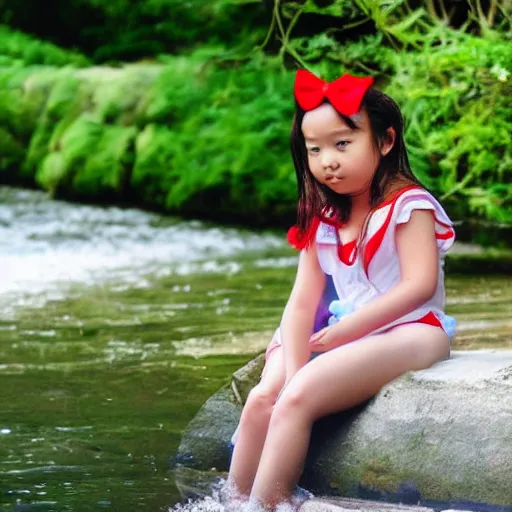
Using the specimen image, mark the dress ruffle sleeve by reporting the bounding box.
[395,192,456,253]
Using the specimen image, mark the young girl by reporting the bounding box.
[227,69,456,511]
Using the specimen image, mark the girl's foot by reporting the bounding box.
[218,479,249,511]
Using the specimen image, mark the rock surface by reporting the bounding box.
[300,498,477,511]
[175,350,512,510]
[300,497,434,511]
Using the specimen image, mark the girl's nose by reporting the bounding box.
[321,150,339,170]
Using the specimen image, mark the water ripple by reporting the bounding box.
[0,187,283,299]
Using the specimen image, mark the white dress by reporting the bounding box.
[269,186,456,355]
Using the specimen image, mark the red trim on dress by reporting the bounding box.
[338,239,357,265]
[362,203,395,275]
[287,216,321,250]
[416,311,443,328]
[372,185,420,210]
[436,229,455,240]
[288,204,350,251]
[429,211,456,240]
[435,217,453,228]
[363,185,421,275]
[286,185,440,263]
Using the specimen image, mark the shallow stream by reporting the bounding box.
[0,187,510,511]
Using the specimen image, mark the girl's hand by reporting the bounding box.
[309,325,333,345]
[309,323,348,351]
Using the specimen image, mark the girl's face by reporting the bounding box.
[301,103,390,197]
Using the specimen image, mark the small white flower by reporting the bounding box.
[490,64,510,82]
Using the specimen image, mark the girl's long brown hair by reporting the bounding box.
[290,88,424,247]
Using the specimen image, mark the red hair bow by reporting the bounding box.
[294,69,374,116]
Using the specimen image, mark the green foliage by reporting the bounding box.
[162,67,296,220]
[0,126,24,178]
[387,35,512,222]
[131,124,178,208]
[87,65,161,125]
[0,25,90,66]
[137,59,208,126]
[0,56,299,220]
[1,0,267,63]
[36,152,67,193]
[23,70,144,198]
[0,0,511,231]
[0,87,26,177]
[37,117,137,197]
[132,60,296,221]
[23,71,88,179]
[0,67,71,181]
[0,67,54,141]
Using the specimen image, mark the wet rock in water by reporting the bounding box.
[300,498,477,511]
[175,350,512,510]
[174,387,241,472]
[231,353,265,404]
[300,497,435,511]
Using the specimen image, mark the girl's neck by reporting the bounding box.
[349,188,372,218]
[349,177,415,215]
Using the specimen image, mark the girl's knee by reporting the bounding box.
[248,383,280,407]
[240,384,279,425]
[271,385,311,425]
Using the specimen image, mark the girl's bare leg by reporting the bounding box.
[250,323,450,508]
[228,345,286,496]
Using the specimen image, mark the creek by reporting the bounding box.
[0,187,510,511]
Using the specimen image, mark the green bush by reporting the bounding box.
[0,126,25,179]
[0,0,267,63]
[0,67,65,181]
[131,123,178,208]
[132,60,296,221]
[387,36,511,222]
[0,0,510,229]
[22,71,88,180]
[22,69,148,197]
[0,25,89,66]
[36,115,137,197]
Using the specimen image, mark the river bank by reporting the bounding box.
[2,24,511,236]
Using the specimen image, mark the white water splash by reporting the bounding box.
[170,496,301,512]
[169,479,311,512]
[0,187,285,302]
[170,496,226,512]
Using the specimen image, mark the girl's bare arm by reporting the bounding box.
[281,242,326,383]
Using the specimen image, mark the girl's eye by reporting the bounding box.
[337,140,349,149]
[307,146,320,154]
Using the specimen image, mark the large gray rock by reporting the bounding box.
[175,350,512,510]
[300,497,436,511]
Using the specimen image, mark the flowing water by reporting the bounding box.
[0,187,511,512]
